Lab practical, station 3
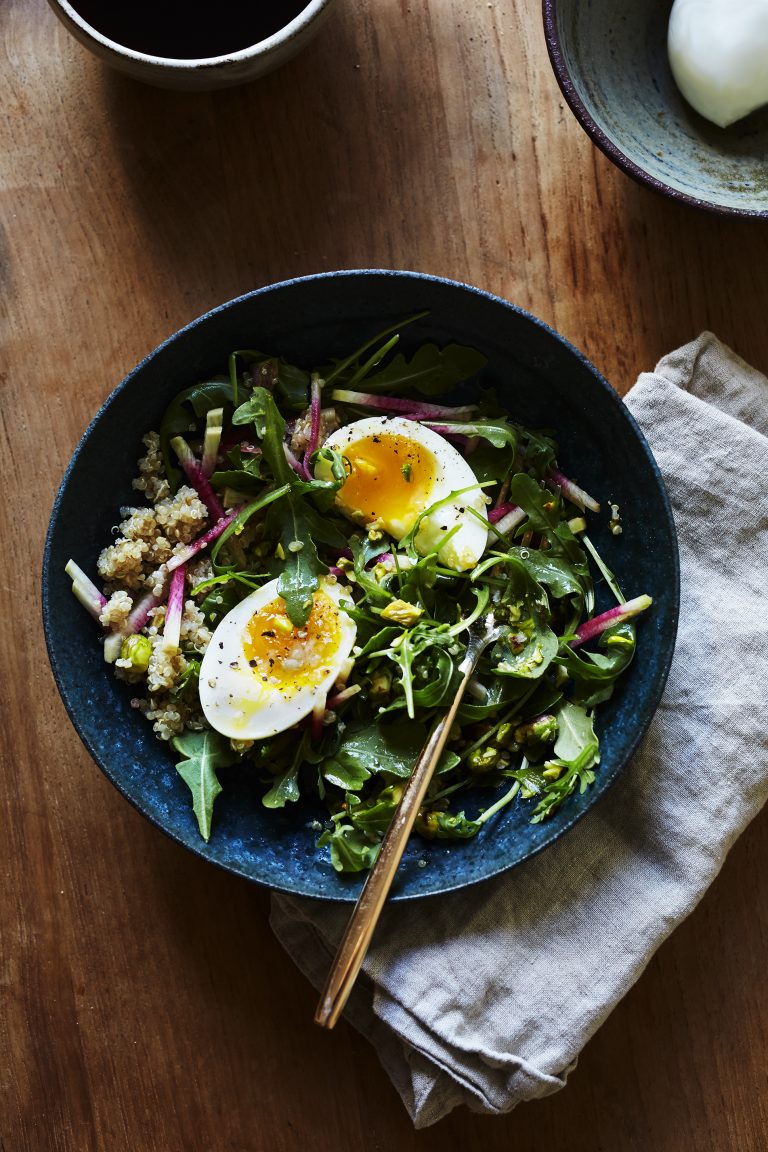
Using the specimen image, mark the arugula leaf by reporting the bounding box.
[504,702,600,824]
[456,673,536,723]
[426,419,516,449]
[271,492,326,626]
[530,747,600,823]
[416,809,480,839]
[192,572,265,625]
[231,389,348,623]
[262,731,312,808]
[369,619,460,717]
[345,784,404,836]
[232,387,293,486]
[464,442,517,484]
[210,445,266,493]
[355,342,488,396]
[317,824,380,873]
[172,730,237,841]
[520,426,559,479]
[553,701,597,761]
[159,379,234,491]
[477,554,558,680]
[517,549,585,602]
[323,718,454,784]
[508,472,592,601]
[229,350,310,410]
[209,484,291,570]
[262,762,301,808]
[555,620,637,706]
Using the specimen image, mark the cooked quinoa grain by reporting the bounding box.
[97,537,150,591]
[290,405,340,454]
[99,589,133,629]
[131,431,170,503]
[154,486,208,543]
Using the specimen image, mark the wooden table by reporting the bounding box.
[3,1,768,1147]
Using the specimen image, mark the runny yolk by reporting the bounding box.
[242,592,342,692]
[336,433,436,533]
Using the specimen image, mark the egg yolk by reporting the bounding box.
[337,433,436,532]
[242,591,343,693]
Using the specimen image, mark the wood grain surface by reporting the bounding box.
[3,1,768,1148]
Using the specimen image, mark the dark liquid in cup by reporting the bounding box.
[71,1,310,60]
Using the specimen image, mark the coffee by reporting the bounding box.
[70,0,310,60]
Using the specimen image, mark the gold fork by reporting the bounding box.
[314,610,505,1029]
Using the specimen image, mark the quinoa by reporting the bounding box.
[154,485,208,544]
[146,641,187,695]
[97,483,207,593]
[290,405,340,454]
[99,589,133,629]
[97,536,150,591]
[187,556,214,590]
[180,599,212,653]
[134,693,206,742]
[95,429,217,745]
[131,431,170,503]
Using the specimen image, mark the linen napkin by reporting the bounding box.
[270,333,768,1127]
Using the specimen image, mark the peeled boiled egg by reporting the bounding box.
[316,416,488,571]
[668,0,768,128]
[198,577,356,740]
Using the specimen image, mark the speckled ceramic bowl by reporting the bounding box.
[43,271,679,901]
[544,0,768,217]
[47,0,338,91]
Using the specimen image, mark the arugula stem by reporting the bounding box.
[457,686,538,764]
[475,777,522,825]
[322,311,428,388]
[582,534,625,604]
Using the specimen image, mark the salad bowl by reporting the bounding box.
[43,270,679,901]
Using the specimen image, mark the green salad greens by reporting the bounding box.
[67,315,651,874]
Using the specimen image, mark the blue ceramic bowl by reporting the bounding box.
[43,270,679,901]
[544,0,768,217]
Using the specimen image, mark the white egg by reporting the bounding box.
[198,577,357,740]
[316,416,488,571]
[668,0,768,128]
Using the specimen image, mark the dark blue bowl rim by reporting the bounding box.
[541,0,768,221]
[42,268,680,901]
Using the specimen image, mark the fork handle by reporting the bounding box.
[314,647,482,1029]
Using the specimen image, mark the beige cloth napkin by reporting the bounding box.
[270,334,768,1127]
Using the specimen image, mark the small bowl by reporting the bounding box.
[544,0,768,217]
[47,0,338,91]
[43,270,679,901]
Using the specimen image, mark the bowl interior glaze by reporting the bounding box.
[43,271,679,901]
[544,0,768,217]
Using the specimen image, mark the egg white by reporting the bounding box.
[668,0,768,128]
[318,415,488,571]
[198,577,356,740]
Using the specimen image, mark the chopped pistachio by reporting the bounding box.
[120,633,151,673]
[468,745,499,772]
[380,599,424,626]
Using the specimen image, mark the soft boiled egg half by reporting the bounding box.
[316,416,488,571]
[198,577,356,740]
[668,0,768,128]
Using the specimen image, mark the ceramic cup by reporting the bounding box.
[46,0,338,91]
